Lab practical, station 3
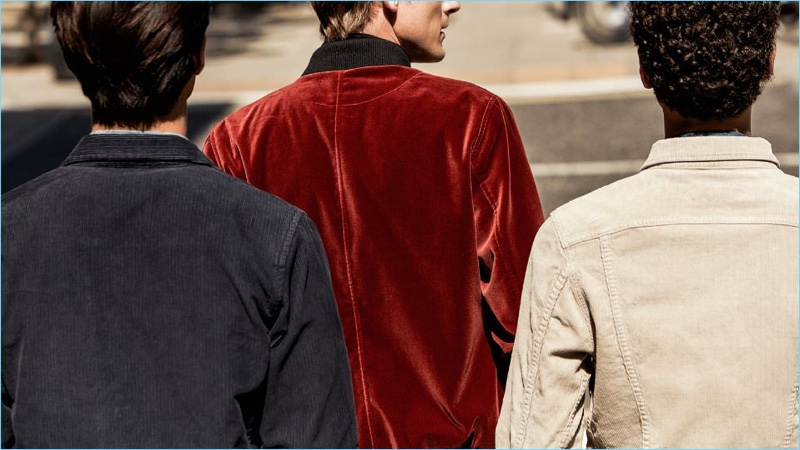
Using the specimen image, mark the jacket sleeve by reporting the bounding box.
[202,121,247,180]
[496,219,593,448]
[470,96,545,374]
[260,213,357,448]
[2,380,13,448]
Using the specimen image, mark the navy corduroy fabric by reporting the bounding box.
[2,133,356,448]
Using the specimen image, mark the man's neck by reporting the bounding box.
[91,78,193,136]
[662,106,752,138]
[361,5,401,46]
[91,117,187,136]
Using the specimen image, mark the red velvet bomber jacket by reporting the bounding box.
[203,36,544,448]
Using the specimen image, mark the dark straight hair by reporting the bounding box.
[51,2,211,129]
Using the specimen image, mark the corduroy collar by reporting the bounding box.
[61,133,213,167]
[642,136,780,170]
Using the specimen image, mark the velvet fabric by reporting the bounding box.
[204,40,544,448]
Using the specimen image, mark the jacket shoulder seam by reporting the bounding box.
[559,217,799,248]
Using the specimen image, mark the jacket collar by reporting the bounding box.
[642,136,780,170]
[302,34,411,75]
[61,133,213,167]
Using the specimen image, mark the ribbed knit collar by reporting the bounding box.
[302,34,411,76]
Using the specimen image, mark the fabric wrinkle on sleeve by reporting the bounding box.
[497,219,593,448]
[470,95,545,366]
[259,212,357,448]
[202,121,248,180]
[201,126,223,168]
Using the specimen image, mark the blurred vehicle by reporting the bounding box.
[548,2,630,45]
[549,1,799,45]
[2,1,293,80]
[780,1,799,42]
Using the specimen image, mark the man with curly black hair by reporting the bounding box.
[632,1,780,134]
[497,2,798,447]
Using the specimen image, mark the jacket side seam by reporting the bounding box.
[556,229,593,448]
[331,72,374,448]
[490,99,525,295]
[781,378,799,447]
[558,371,592,448]
[600,235,652,447]
[511,270,569,447]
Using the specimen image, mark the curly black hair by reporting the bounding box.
[630,2,781,120]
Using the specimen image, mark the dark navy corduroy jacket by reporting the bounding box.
[2,133,356,448]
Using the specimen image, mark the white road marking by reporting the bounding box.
[777,151,799,167]
[530,159,643,178]
[480,76,650,103]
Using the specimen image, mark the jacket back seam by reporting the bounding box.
[332,72,375,447]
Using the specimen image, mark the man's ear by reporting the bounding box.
[195,37,206,75]
[382,1,398,14]
[639,63,652,89]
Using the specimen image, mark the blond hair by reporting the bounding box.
[311,1,375,41]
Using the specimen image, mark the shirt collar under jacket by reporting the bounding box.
[302,33,411,75]
[90,129,189,141]
[641,136,780,171]
[61,133,213,167]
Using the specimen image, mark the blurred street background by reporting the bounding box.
[3,2,798,215]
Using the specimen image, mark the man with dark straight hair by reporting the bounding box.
[2,2,356,447]
[498,2,798,447]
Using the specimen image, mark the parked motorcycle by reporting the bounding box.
[547,2,630,44]
[780,1,799,42]
[549,1,799,45]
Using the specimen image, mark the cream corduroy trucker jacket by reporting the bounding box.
[497,136,799,448]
